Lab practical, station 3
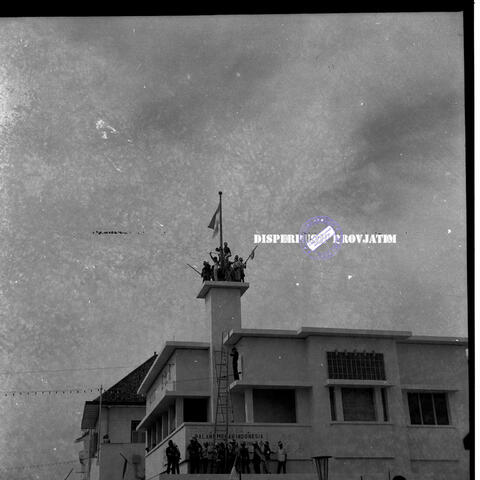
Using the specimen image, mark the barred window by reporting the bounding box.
[327,351,386,380]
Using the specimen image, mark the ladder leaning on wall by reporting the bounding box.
[213,331,235,454]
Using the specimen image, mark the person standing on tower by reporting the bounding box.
[209,253,220,281]
[201,261,212,282]
[223,242,232,260]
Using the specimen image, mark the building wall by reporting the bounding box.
[85,405,146,480]
[146,353,177,417]
[142,333,468,480]
[175,349,211,396]
[397,342,469,479]
[104,406,145,443]
[236,337,308,384]
[146,350,210,420]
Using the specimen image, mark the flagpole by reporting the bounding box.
[219,191,223,254]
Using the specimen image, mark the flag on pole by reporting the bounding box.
[208,203,221,238]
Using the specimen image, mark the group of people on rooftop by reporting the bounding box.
[201,242,247,282]
[165,436,287,474]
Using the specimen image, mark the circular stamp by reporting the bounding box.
[299,216,343,260]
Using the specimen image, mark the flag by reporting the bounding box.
[246,245,258,263]
[208,203,221,238]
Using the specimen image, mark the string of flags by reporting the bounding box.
[1,387,102,397]
[0,459,77,471]
[1,371,242,398]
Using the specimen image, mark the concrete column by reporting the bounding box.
[175,397,184,427]
[387,341,413,477]
[374,388,384,421]
[168,405,176,433]
[245,388,254,423]
[155,418,162,445]
[334,386,344,421]
[162,412,168,438]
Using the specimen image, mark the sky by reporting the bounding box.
[0,13,466,478]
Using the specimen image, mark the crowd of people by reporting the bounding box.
[201,242,248,282]
[165,436,288,474]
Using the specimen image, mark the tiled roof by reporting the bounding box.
[89,354,157,405]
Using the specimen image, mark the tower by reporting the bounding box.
[197,281,249,425]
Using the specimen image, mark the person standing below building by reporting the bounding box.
[252,441,262,473]
[230,347,240,381]
[264,440,272,473]
[239,442,250,473]
[260,440,270,473]
[206,441,215,473]
[187,437,201,473]
[201,442,210,473]
[166,440,179,474]
[276,441,287,473]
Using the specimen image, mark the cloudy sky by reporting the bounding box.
[0,13,466,477]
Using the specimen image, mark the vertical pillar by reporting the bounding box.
[245,388,254,423]
[334,386,344,421]
[175,397,184,427]
[162,412,168,439]
[157,417,163,443]
[374,388,384,421]
[168,404,176,433]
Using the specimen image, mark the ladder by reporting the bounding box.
[213,332,235,450]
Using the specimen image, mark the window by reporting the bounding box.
[131,420,145,443]
[407,392,449,425]
[341,387,376,421]
[327,351,386,380]
[184,398,209,422]
[252,389,296,423]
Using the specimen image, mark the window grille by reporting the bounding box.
[327,351,386,380]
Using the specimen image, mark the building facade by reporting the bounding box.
[78,354,156,480]
[137,282,468,480]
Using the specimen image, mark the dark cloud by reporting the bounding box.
[311,88,463,219]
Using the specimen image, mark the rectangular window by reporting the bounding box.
[327,352,386,380]
[407,392,450,425]
[329,387,337,421]
[252,389,296,423]
[341,387,376,421]
[184,398,209,422]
